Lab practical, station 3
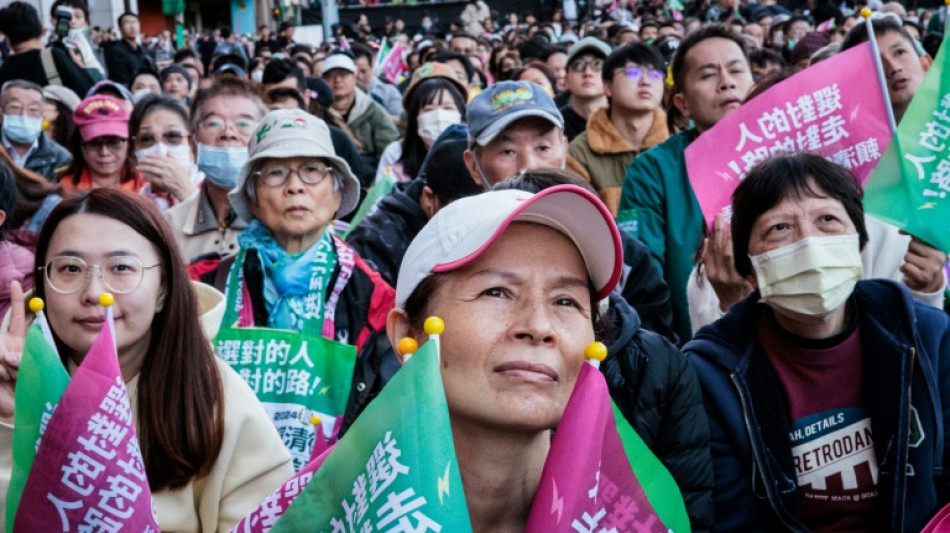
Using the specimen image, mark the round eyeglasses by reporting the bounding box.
[254,160,335,187]
[40,256,161,294]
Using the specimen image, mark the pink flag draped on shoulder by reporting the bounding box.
[525,363,671,533]
[685,41,892,228]
[12,321,159,532]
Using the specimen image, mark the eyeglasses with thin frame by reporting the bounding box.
[623,66,664,83]
[569,58,604,73]
[254,160,336,187]
[2,102,43,118]
[81,137,128,152]
[40,256,161,294]
[134,131,189,148]
[198,116,258,136]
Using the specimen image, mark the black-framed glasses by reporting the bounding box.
[40,256,160,294]
[254,160,335,187]
[134,131,189,148]
[624,66,664,83]
[81,137,128,152]
[569,58,604,73]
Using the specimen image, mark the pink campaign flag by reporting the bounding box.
[685,41,892,228]
[379,44,407,84]
[524,363,675,533]
[12,320,159,532]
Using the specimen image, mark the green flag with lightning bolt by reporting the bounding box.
[269,338,473,532]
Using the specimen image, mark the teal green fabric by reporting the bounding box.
[619,129,703,344]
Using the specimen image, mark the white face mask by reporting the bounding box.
[750,234,862,322]
[135,142,194,166]
[251,70,264,83]
[417,108,462,147]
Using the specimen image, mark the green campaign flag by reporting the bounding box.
[863,36,950,253]
[343,167,397,238]
[6,323,70,532]
[270,338,473,532]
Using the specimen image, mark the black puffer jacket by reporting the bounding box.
[601,293,715,532]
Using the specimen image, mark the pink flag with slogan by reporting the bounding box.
[12,321,159,532]
[524,364,671,533]
[685,42,891,228]
[379,44,407,84]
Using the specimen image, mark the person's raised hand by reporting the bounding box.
[704,214,754,312]
[0,281,27,418]
[137,153,197,201]
[901,235,947,294]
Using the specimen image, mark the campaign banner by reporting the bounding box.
[686,42,891,228]
[214,327,357,471]
[525,363,688,532]
[379,44,407,85]
[6,323,70,532]
[266,338,473,533]
[12,319,159,532]
[863,34,950,254]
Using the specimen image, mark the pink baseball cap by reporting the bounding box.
[395,184,623,307]
[73,95,130,141]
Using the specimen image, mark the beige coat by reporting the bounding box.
[165,185,247,264]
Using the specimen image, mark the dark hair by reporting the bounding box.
[0,144,59,229]
[670,25,748,97]
[47,98,75,148]
[399,78,467,179]
[33,189,225,490]
[748,47,786,68]
[50,0,89,24]
[117,11,137,26]
[432,51,475,83]
[731,152,869,277]
[173,48,200,64]
[602,43,665,83]
[538,45,568,63]
[0,161,16,239]
[512,61,557,91]
[840,16,915,52]
[263,58,305,91]
[63,129,138,188]
[129,94,190,149]
[265,87,306,109]
[350,42,374,63]
[219,26,232,39]
[0,2,42,45]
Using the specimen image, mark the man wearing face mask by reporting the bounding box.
[0,79,72,181]
[686,153,950,532]
[165,77,266,263]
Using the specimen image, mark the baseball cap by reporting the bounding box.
[229,109,360,222]
[87,80,134,103]
[73,95,130,141]
[566,36,611,66]
[43,85,81,112]
[322,54,357,75]
[396,184,623,306]
[466,80,564,146]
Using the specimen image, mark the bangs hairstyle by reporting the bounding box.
[33,189,224,491]
[840,16,916,52]
[602,43,665,83]
[130,94,190,149]
[399,78,466,179]
[189,76,266,132]
[730,152,868,277]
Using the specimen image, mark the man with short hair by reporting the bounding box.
[449,32,478,56]
[618,26,755,343]
[103,12,153,87]
[0,79,71,180]
[351,43,403,120]
[560,36,609,141]
[569,44,669,216]
[0,2,94,97]
[322,53,399,169]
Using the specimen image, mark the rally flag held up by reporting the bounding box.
[685,41,892,228]
[863,29,950,254]
[525,361,688,533]
[10,298,160,532]
[343,166,398,238]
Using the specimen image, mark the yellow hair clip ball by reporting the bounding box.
[860,7,872,18]
[98,293,115,307]
[397,337,419,356]
[28,297,44,313]
[423,316,445,336]
[584,341,608,362]
[310,414,321,426]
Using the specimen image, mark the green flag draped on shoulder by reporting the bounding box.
[863,34,950,253]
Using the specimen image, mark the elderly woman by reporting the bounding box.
[60,94,143,194]
[385,180,673,530]
[198,108,395,471]
[685,152,950,532]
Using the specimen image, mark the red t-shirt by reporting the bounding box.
[758,313,879,532]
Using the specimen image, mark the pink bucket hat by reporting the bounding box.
[73,95,130,141]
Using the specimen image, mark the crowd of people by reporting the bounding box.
[0,0,948,530]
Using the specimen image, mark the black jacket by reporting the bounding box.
[601,294,715,531]
[103,40,154,87]
[618,233,677,345]
[0,47,93,97]
[345,179,428,287]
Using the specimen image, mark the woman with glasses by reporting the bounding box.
[131,94,200,211]
[60,94,143,195]
[0,188,294,530]
[193,108,395,471]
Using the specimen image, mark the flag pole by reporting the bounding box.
[28,298,59,357]
[99,292,117,353]
[585,341,607,369]
[862,8,898,134]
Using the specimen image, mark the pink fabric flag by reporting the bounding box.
[379,44,407,84]
[525,363,670,532]
[685,41,891,228]
[12,321,159,532]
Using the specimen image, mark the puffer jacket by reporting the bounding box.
[601,293,714,531]
[685,280,950,532]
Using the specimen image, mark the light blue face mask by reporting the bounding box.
[2,114,43,144]
[197,143,248,189]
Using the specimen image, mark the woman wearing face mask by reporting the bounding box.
[685,152,950,532]
[131,95,201,211]
[374,63,467,184]
[60,94,143,195]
